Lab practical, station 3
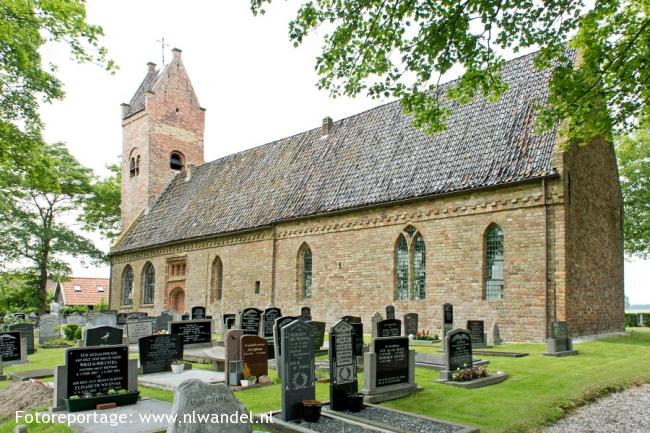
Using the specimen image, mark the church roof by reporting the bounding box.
[112,51,562,254]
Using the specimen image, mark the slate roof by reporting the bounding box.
[113,51,562,254]
[56,277,110,306]
[123,67,159,119]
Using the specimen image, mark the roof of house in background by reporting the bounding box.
[113,51,564,254]
[56,277,110,306]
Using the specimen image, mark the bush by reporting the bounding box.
[40,337,73,348]
[625,313,640,327]
[62,324,82,341]
[61,306,88,315]
[414,330,439,341]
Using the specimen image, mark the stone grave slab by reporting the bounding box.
[403,313,418,337]
[442,303,453,336]
[138,369,225,391]
[167,380,250,433]
[240,334,268,378]
[415,352,488,371]
[362,336,419,403]
[169,320,212,346]
[126,320,154,344]
[85,326,123,347]
[261,307,281,359]
[281,319,315,421]
[466,320,488,348]
[222,313,236,333]
[8,368,54,381]
[92,312,117,328]
[191,306,206,320]
[10,323,35,354]
[139,334,184,374]
[67,398,171,433]
[0,332,27,365]
[440,328,473,380]
[544,321,579,356]
[329,319,357,411]
[66,313,87,327]
[370,312,382,340]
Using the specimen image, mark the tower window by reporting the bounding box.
[129,155,140,177]
[170,151,184,171]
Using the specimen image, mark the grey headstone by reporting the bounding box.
[93,312,117,328]
[492,322,503,345]
[442,303,453,336]
[281,319,315,421]
[10,323,35,354]
[371,312,383,340]
[167,380,251,433]
[66,312,87,327]
[156,314,174,333]
[403,313,418,336]
[38,315,60,344]
[126,320,154,344]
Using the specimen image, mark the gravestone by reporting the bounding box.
[307,321,326,351]
[116,313,128,326]
[167,380,251,433]
[54,345,136,410]
[13,312,27,321]
[544,321,578,356]
[341,316,364,357]
[222,314,236,333]
[38,315,60,345]
[0,331,24,363]
[329,320,357,411]
[66,312,87,327]
[492,322,503,345]
[273,316,296,380]
[139,334,184,374]
[261,307,281,359]
[92,312,117,328]
[362,336,417,403]
[161,309,181,321]
[126,312,148,321]
[385,305,396,320]
[84,326,123,347]
[281,319,315,422]
[126,320,154,344]
[377,318,401,337]
[466,320,487,348]
[442,303,453,336]
[440,328,473,380]
[238,308,262,335]
[299,306,312,320]
[169,320,212,346]
[225,329,244,386]
[10,323,35,354]
[371,312,383,340]
[239,335,268,378]
[404,313,418,336]
[191,306,206,320]
[181,313,190,321]
[156,313,174,333]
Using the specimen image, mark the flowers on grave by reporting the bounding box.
[241,364,251,380]
[452,364,489,382]
[155,330,169,335]
[171,359,184,365]
[414,330,439,341]
[245,375,257,385]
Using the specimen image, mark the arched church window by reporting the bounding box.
[395,234,409,300]
[485,224,505,300]
[413,234,426,300]
[142,262,155,305]
[122,265,134,305]
[210,256,223,302]
[298,244,313,299]
[129,154,140,177]
[170,151,184,171]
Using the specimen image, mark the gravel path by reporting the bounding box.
[543,385,650,433]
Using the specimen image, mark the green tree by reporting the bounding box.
[0,142,105,315]
[80,162,121,240]
[0,0,115,171]
[251,0,648,143]
[0,271,41,314]
[617,128,650,258]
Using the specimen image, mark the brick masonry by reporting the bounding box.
[110,57,624,342]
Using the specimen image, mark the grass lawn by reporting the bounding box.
[1,329,649,433]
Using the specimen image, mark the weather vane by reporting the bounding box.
[156,36,170,66]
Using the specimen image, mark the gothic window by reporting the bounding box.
[298,244,313,299]
[413,234,426,300]
[170,151,184,171]
[142,262,155,305]
[129,154,140,177]
[395,235,409,300]
[122,265,134,305]
[210,256,223,303]
[485,224,505,300]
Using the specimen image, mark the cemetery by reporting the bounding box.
[0,307,648,433]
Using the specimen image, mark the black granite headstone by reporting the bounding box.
[299,306,312,320]
[169,320,212,345]
[191,306,206,320]
[239,308,262,335]
[261,307,281,359]
[222,313,236,332]
[403,313,418,336]
[65,346,128,397]
[385,305,396,320]
[139,334,184,374]
[329,320,357,411]
[446,329,473,371]
[374,337,409,388]
[466,320,485,346]
[116,313,128,326]
[273,316,296,360]
[552,321,570,352]
[377,318,402,337]
[0,331,21,362]
[9,323,35,354]
[281,320,315,421]
[85,326,123,347]
[307,321,326,351]
[341,316,363,356]
[442,303,453,335]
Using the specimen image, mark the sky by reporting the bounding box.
[38,1,648,303]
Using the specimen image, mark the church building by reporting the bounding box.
[109,48,624,341]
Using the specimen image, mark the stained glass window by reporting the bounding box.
[122,265,134,305]
[142,263,155,304]
[303,247,312,299]
[485,225,504,299]
[413,234,426,300]
[396,235,409,300]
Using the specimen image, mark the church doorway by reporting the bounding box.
[169,287,185,314]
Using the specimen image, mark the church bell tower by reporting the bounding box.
[120,48,205,231]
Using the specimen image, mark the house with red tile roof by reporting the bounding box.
[54,277,110,307]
